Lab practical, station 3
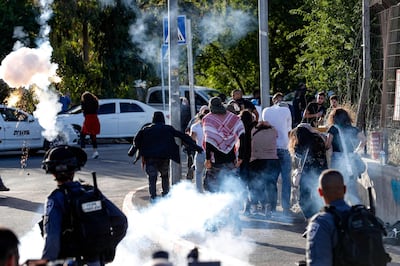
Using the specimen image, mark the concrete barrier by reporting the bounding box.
[357,158,400,224]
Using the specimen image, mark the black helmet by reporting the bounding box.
[42,145,87,174]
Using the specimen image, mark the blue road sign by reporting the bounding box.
[163,15,186,45]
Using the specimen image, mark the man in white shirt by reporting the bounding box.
[261,92,293,216]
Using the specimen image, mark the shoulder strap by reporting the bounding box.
[324,205,343,228]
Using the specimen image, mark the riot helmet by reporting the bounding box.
[42,145,87,174]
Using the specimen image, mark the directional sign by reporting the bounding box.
[163,15,186,45]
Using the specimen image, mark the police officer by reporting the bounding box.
[0,227,19,266]
[305,169,350,265]
[40,145,103,266]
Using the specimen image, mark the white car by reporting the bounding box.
[57,99,164,140]
[0,105,79,152]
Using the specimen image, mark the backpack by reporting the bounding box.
[58,172,128,263]
[325,204,391,266]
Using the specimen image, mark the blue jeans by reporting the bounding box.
[277,149,292,211]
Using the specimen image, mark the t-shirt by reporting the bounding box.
[261,104,292,149]
[190,121,204,147]
[302,102,326,127]
[327,125,360,153]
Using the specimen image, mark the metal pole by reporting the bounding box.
[187,19,196,119]
[356,0,370,132]
[160,46,166,112]
[259,0,270,109]
[168,0,182,184]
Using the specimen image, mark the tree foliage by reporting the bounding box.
[0,0,365,106]
[289,0,362,100]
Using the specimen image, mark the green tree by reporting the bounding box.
[50,0,157,102]
[288,0,362,100]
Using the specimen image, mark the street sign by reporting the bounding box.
[163,15,186,45]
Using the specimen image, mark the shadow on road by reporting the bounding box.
[0,196,43,213]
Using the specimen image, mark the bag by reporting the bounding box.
[127,144,137,157]
[349,153,366,177]
[59,172,128,263]
[292,148,310,187]
[325,204,391,266]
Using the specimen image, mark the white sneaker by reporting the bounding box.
[92,151,99,159]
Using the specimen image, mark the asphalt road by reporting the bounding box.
[0,143,399,265]
[0,143,145,236]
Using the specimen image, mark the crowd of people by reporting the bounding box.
[0,85,375,266]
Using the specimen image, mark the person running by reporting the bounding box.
[134,111,202,201]
[189,105,210,192]
[202,97,245,192]
[80,91,100,159]
[325,107,366,204]
[288,123,328,220]
[261,92,293,216]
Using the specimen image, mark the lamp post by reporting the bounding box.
[168,0,182,184]
[259,0,270,109]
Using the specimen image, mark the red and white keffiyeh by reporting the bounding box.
[202,112,245,154]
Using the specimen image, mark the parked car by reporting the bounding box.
[57,99,163,140]
[146,85,220,111]
[0,105,78,152]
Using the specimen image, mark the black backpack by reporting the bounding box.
[325,204,391,266]
[58,172,128,263]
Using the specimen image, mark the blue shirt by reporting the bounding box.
[306,199,351,266]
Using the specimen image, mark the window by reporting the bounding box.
[0,108,25,122]
[98,103,116,115]
[148,90,169,104]
[120,102,144,113]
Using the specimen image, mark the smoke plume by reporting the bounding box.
[19,182,255,265]
[0,0,62,141]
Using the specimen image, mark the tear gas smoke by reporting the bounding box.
[0,45,59,89]
[19,182,255,265]
[110,181,255,265]
[129,10,165,65]
[13,26,29,48]
[128,6,256,74]
[198,8,256,49]
[0,0,63,141]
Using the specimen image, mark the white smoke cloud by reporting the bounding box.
[19,182,255,265]
[0,44,59,89]
[111,181,255,265]
[0,0,63,141]
[199,9,257,49]
[128,12,164,65]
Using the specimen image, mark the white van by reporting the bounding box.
[146,85,220,111]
